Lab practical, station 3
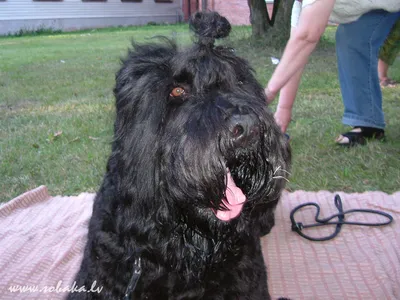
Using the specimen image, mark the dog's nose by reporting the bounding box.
[228,114,260,146]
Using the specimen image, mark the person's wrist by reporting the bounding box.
[265,85,277,103]
[277,103,293,111]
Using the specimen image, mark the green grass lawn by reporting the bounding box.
[1,24,399,202]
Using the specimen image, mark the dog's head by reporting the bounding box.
[113,12,290,236]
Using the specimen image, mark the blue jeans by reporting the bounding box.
[336,10,400,129]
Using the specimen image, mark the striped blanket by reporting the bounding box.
[0,186,399,300]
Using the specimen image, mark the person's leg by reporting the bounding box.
[378,59,389,82]
[335,10,400,145]
[378,18,400,86]
[379,19,400,66]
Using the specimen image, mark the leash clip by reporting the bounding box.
[123,256,142,300]
[291,222,303,232]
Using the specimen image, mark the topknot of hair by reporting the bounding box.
[189,11,231,47]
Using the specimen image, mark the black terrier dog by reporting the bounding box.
[68,12,290,300]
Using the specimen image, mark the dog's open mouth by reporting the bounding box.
[213,170,246,221]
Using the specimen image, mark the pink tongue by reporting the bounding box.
[214,172,246,221]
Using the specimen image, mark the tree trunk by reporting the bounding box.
[201,0,207,11]
[248,0,294,47]
[248,0,269,37]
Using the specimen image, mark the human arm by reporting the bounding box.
[273,65,304,133]
[265,0,335,131]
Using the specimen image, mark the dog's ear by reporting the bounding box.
[114,40,177,115]
[111,41,177,219]
[113,39,178,148]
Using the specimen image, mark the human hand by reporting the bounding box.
[274,106,292,133]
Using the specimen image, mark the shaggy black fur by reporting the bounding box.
[68,11,291,300]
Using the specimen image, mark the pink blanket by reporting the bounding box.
[0,186,399,300]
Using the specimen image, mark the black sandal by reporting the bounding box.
[335,127,385,147]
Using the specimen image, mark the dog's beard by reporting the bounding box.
[160,117,281,229]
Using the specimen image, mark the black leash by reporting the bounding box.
[290,194,393,241]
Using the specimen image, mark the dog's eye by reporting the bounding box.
[170,87,185,97]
